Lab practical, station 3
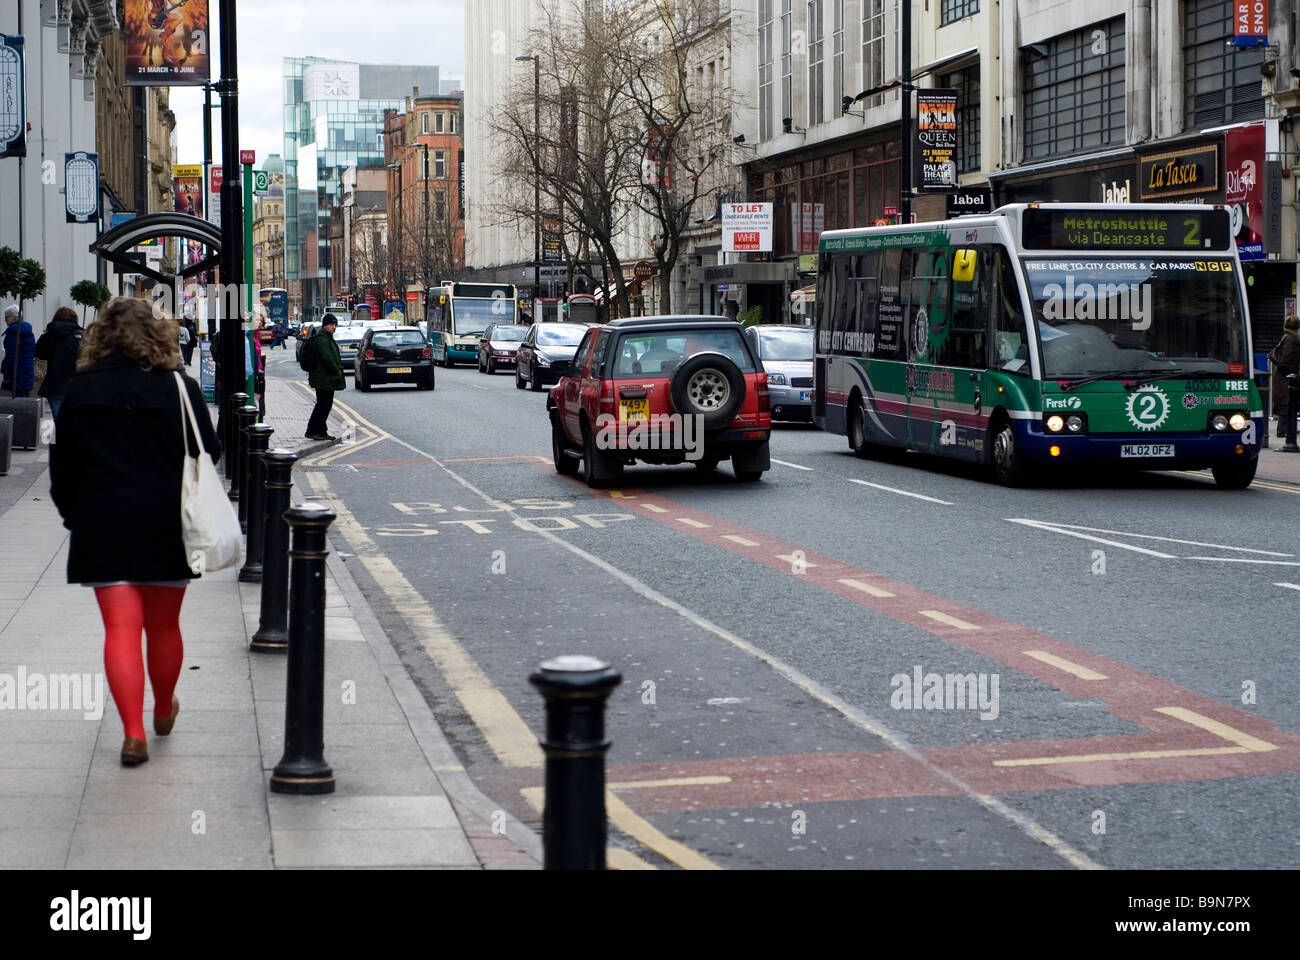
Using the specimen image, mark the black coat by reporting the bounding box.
[50,351,222,584]
[34,318,84,399]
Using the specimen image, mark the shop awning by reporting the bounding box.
[790,284,816,304]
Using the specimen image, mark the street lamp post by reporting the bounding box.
[218,0,245,468]
[423,142,430,285]
[516,55,541,305]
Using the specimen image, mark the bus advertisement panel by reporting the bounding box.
[814,204,1262,488]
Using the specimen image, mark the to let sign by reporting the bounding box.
[1234,1,1268,46]
[722,203,774,252]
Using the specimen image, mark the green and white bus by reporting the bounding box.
[426,282,519,366]
[814,203,1262,488]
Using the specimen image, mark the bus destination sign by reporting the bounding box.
[1021,208,1232,252]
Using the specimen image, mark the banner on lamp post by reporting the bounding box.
[124,0,211,86]
[0,34,26,159]
[65,152,99,223]
[916,88,959,192]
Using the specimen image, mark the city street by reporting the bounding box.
[268,353,1300,871]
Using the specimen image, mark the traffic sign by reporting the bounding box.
[254,171,270,194]
[240,149,256,166]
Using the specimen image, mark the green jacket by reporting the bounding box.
[309,331,346,391]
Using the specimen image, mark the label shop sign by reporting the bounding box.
[1139,145,1218,200]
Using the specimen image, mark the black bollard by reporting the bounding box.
[250,450,296,653]
[270,502,337,795]
[235,404,258,531]
[238,424,275,582]
[528,655,622,869]
[1285,374,1299,453]
[226,392,249,494]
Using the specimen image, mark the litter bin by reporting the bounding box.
[0,414,13,476]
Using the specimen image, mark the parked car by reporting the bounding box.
[547,316,772,486]
[515,321,599,391]
[478,323,530,374]
[355,326,435,391]
[744,325,815,422]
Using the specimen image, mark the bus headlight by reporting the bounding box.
[1046,415,1065,433]
[1210,414,1229,431]
[1066,415,1086,433]
[1228,413,1247,431]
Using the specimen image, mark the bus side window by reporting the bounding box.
[872,248,905,360]
[906,248,947,362]
[992,250,1030,374]
[815,253,836,353]
[853,251,880,354]
[940,247,990,370]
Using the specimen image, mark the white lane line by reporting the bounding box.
[642,504,669,514]
[323,396,1104,872]
[1009,521,1293,557]
[775,554,817,568]
[918,609,981,631]
[1183,557,1300,566]
[1006,519,1178,559]
[1023,649,1108,681]
[722,535,760,547]
[847,478,953,505]
[771,458,813,471]
[677,517,711,529]
[838,578,895,598]
[1274,582,1300,591]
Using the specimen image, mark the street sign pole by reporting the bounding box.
[242,151,256,318]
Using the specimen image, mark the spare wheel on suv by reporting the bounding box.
[669,352,746,429]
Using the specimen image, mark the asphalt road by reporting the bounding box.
[268,349,1300,870]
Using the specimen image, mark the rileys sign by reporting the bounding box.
[1234,1,1268,47]
[1138,146,1218,200]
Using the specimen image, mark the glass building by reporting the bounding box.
[283,58,441,316]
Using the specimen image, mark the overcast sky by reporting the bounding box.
[171,0,465,169]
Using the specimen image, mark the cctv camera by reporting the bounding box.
[733,134,746,144]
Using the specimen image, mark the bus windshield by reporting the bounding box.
[452,298,515,336]
[1021,258,1247,378]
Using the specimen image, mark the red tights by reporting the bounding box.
[94,586,186,741]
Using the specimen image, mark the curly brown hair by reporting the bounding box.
[78,297,181,372]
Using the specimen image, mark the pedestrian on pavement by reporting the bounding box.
[272,319,288,349]
[305,312,345,440]
[49,297,220,767]
[2,304,36,398]
[1269,314,1300,437]
[177,316,193,365]
[250,315,266,422]
[34,306,83,420]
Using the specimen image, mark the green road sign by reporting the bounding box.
[254,171,270,194]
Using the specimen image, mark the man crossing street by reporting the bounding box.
[305,313,346,441]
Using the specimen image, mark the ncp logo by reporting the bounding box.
[1044,396,1083,410]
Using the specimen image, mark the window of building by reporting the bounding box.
[450,113,457,134]
[832,0,844,116]
[861,0,885,108]
[940,63,980,173]
[434,112,445,133]
[759,0,774,140]
[435,190,448,222]
[421,113,429,134]
[435,150,446,179]
[1183,0,1265,127]
[781,0,793,124]
[808,2,824,125]
[941,0,979,26]
[1022,19,1125,161]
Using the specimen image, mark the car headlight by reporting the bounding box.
[534,354,552,367]
[766,372,787,385]
[1228,413,1247,431]
[1046,415,1065,433]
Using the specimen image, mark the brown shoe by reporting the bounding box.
[120,737,148,766]
[154,696,180,736]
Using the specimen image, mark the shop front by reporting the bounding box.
[702,261,798,326]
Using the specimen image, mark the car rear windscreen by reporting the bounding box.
[614,329,755,379]
[373,332,426,347]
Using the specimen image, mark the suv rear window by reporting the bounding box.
[612,329,755,379]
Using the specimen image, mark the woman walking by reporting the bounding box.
[1270,315,1300,437]
[49,297,221,766]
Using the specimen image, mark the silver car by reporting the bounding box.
[745,325,815,421]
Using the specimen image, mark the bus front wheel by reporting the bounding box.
[1211,457,1257,490]
[989,418,1030,487]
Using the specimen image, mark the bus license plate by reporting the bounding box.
[619,399,649,423]
[389,367,412,374]
[1120,444,1174,458]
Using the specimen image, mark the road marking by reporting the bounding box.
[677,517,711,529]
[305,472,543,768]
[607,776,733,790]
[316,395,1103,871]
[847,478,953,504]
[837,578,895,599]
[1023,650,1107,680]
[722,535,760,547]
[1154,706,1278,753]
[609,491,635,498]
[604,791,722,870]
[776,554,817,568]
[1274,582,1300,591]
[918,610,981,631]
[642,503,668,514]
[1249,480,1300,495]
[519,788,657,870]
[1006,519,1178,558]
[771,458,812,471]
[1182,556,1300,566]
[1007,518,1293,559]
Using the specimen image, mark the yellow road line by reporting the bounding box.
[519,787,657,870]
[722,535,760,547]
[918,610,981,631]
[604,791,722,870]
[306,472,543,768]
[677,517,711,529]
[1023,649,1108,681]
[609,491,635,499]
[607,775,732,790]
[838,578,895,599]
[1154,706,1278,752]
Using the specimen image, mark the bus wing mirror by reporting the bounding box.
[953,249,978,283]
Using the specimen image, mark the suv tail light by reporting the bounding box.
[755,372,770,415]
[364,349,375,359]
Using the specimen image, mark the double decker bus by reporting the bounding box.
[426,282,519,366]
[815,203,1262,488]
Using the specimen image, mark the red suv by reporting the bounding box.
[547,317,772,486]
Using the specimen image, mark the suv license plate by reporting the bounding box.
[389,367,412,374]
[1120,444,1174,458]
[620,399,649,423]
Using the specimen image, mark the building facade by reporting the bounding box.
[252,154,286,296]
[282,57,441,318]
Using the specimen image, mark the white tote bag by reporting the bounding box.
[174,373,243,574]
